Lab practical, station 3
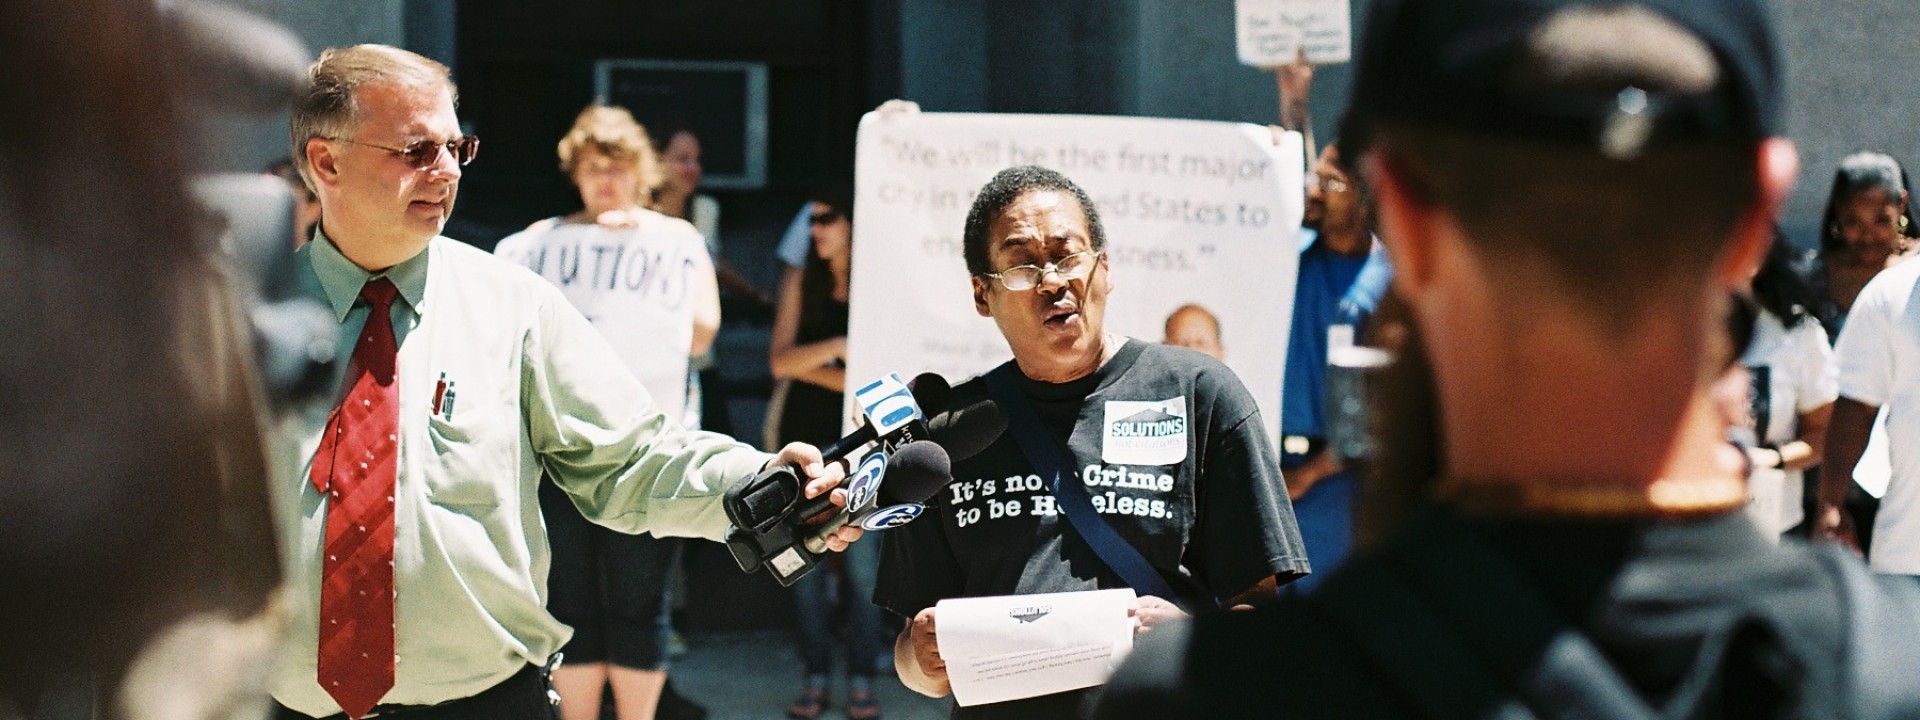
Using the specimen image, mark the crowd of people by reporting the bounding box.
[12,0,1920,719]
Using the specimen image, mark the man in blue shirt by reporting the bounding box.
[1280,142,1390,595]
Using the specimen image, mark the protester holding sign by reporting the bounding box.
[876,165,1309,720]
[1278,141,1391,595]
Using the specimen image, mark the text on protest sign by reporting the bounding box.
[1237,0,1352,66]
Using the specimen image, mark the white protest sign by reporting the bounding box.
[1237,0,1352,66]
[847,112,1302,449]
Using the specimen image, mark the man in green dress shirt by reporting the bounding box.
[269,44,858,720]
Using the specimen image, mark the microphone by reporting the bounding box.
[729,372,940,536]
[926,395,1007,463]
[723,371,951,586]
[817,372,949,461]
[799,441,952,554]
[820,371,1004,462]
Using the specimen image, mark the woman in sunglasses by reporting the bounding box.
[493,104,721,720]
[766,187,884,720]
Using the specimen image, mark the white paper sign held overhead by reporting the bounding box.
[1237,0,1352,66]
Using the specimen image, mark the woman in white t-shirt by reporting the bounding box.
[493,104,719,720]
[1739,232,1839,537]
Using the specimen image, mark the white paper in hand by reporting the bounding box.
[936,589,1137,707]
[1236,0,1352,66]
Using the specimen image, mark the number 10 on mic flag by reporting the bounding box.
[852,372,923,438]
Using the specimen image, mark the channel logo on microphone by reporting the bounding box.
[861,503,924,531]
[845,452,887,510]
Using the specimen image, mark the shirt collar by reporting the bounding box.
[306,226,430,320]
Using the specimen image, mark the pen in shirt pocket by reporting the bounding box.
[432,373,457,420]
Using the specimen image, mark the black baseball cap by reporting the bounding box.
[1341,0,1782,159]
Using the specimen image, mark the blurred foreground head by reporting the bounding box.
[1346,0,1785,317]
[1345,0,1793,524]
[0,0,294,716]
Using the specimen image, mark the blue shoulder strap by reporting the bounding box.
[982,363,1181,605]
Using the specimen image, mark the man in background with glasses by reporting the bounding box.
[274,44,857,720]
[1275,141,1392,597]
[875,164,1309,719]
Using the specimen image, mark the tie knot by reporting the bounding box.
[360,277,399,310]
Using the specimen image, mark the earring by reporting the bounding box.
[1900,216,1910,233]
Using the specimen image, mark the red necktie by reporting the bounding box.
[309,277,400,719]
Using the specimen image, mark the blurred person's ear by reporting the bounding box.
[1364,151,1442,304]
[1717,138,1799,292]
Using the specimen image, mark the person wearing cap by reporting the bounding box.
[276,45,858,720]
[1090,0,1920,717]
[878,165,1309,720]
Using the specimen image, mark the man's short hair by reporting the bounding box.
[290,44,456,194]
[962,165,1108,277]
[555,104,660,191]
[1355,4,1768,333]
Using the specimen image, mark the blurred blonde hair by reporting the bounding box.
[557,104,662,200]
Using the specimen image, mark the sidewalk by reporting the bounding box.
[670,630,951,720]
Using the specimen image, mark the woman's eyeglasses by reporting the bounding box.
[330,135,480,170]
[980,250,1103,291]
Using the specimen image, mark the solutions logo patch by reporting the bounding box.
[1101,398,1188,466]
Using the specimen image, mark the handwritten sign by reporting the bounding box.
[1237,0,1351,66]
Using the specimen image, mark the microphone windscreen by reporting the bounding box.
[876,441,953,505]
[927,399,1007,462]
[908,373,954,416]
